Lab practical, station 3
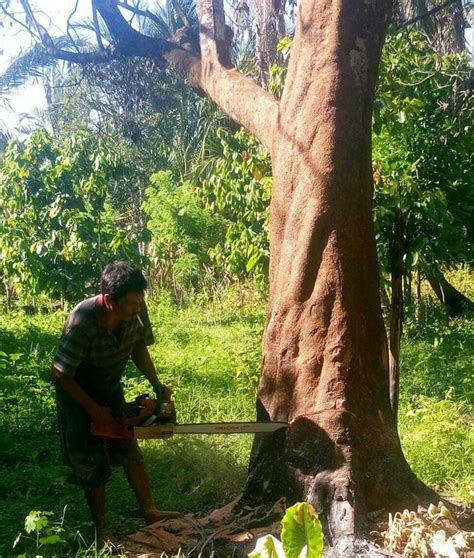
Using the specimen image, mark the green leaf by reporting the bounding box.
[246,251,261,273]
[281,503,324,558]
[24,511,52,534]
[8,353,23,363]
[39,534,62,545]
[248,534,285,558]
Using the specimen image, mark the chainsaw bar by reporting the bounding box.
[134,421,288,439]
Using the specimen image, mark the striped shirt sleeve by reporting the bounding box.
[53,325,89,377]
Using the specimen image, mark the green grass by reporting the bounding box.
[399,311,473,502]
[0,284,472,556]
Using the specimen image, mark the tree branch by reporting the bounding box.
[115,1,170,36]
[92,1,105,51]
[93,0,178,57]
[199,0,227,63]
[8,0,278,150]
[20,0,54,47]
[195,0,278,149]
[0,3,39,40]
[15,0,113,64]
[399,0,458,28]
[66,0,81,50]
[93,0,278,148]
[12,0,186,65]
[169,0,191,29]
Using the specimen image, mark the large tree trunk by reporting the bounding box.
[243,1,437,554]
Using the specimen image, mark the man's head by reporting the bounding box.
[100,261,147,321]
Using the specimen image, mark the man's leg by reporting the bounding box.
[84,485,106,530]
[84,484,117,544]
[123,461,182,523]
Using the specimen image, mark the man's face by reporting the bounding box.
[108,291,145,321]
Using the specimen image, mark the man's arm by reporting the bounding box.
[51,367,115,425]
[131,345,171,399]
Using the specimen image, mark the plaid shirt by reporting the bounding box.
[53,295,154,409]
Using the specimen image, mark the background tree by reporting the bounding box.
[231,0,296,87]
[395,0,470,52]
[373,30,473,414]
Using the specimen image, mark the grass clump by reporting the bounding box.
[399,310,473,501]
[399,396,473,501]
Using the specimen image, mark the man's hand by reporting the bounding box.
[90,404,115,425]
[137,397,155,418]
[153,382,172,414]
[131,345,172,406]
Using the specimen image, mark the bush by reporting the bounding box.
[143,170,225,299]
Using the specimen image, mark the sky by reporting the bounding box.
[0,1,92,134]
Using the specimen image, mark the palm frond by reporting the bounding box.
[0,44,52,94]
[148,0,197,37]
[0,35,93,95]
[232,38,259,78]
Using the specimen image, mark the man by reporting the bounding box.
[51,261,180,542]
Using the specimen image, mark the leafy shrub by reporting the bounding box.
[143,170,225,299]
[373,32,473,281]
[0,129,139,303]
[198,128,271,283]
[13,508,125,557]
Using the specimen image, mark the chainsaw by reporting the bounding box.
[90,394,287,440]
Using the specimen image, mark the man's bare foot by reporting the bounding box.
[96,526,118,547]
[144,509,183,524]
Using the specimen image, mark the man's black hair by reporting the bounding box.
[100,261,147,301]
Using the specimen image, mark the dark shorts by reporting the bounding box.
[56,389,144,490]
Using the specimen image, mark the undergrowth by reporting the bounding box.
[0,281,472,556]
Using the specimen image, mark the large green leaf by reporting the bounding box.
[248,534,285,558]
[281,503,324,558]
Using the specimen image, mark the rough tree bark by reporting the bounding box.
[7,0,442,554]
